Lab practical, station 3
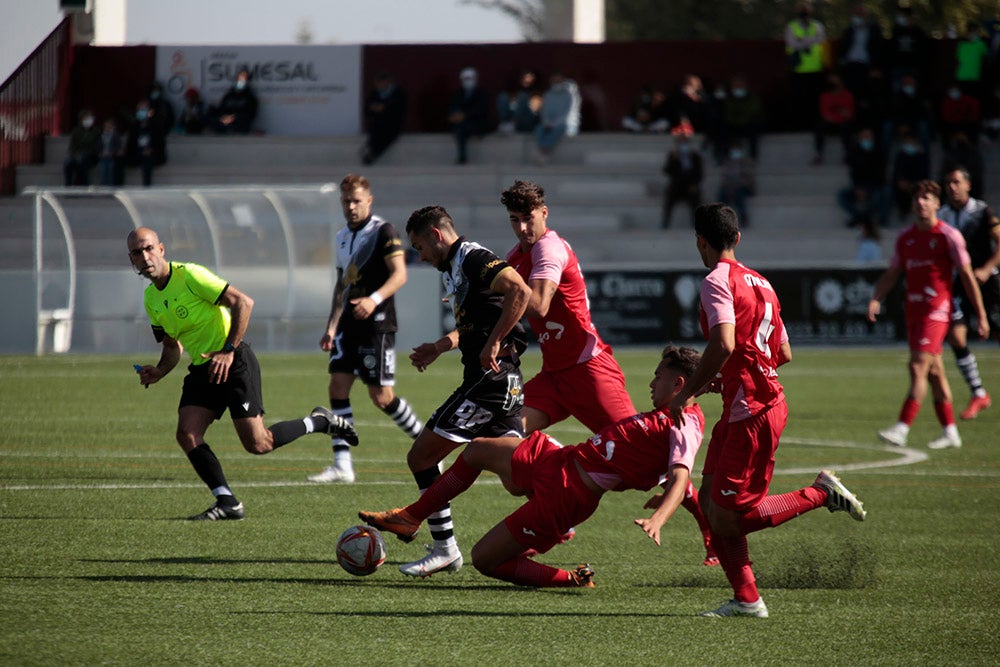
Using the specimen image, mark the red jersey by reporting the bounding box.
[889,220,971,323]
[700,259,788,422]
[507,229,607,372]
[572,404,705,492]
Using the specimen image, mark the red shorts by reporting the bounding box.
[524,351,636,433]
[906,313,949,354]
[504,432,602,554]
[702,398,788,512]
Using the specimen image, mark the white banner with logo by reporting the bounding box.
[156,45,361,136]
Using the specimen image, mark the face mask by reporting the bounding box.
[851,16,864,28]
[713,89,726,100]
[859,139,874,151]
[731,88,746,98]
[896,14,907,26]
[902,85,915,96]
[949,89,961,100]
[82,116,94,128]
[235,80,247,91]
[678,144,691,154]
[901,144,919,155]
[150,91,161,100]
[136,109,148,121]
[730,149,744,160]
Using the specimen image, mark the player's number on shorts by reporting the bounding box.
[452,400,493,429]
[755,302,775,358]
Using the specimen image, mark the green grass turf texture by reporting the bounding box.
[1,347,997,666]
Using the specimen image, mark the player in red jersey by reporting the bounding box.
[668,203,867,618]
[501,180,716,565]
[869,179,989,449]
[361,345,708,588]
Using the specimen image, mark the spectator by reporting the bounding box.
[837,127,888,227]
[883,73,932,152]
[955,20,990,102]
[704,83,728,164]
[177,88,206,135]
[853,67,891,134]
[661,129,703,229]
[784,1,827,131]
[813,72,855,165]
[667,74,708,133]
[717,141,756,227]
[212,68,258,135]
[533,72,581,165]
[147,81,174,164]
[496,69,541,135]
[889,131,930,223]
[621,84,670,133]
[97,117,127,187]
[721,75,764,162]
[63,109,100,186]
[855,215,883,263]
[837,3,886,97]
[447,67,491,165]
[886,5,931,90]
[940,84,982,150]
[362,72,407,165]
[127,100,158,187]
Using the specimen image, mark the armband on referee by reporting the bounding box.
[369,291,385,306]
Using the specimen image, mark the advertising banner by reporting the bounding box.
[585,268,905,345]
[155,45,362,136]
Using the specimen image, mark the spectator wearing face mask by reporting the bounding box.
[97,117,127,187]
[661,127,703,229]
[889,131,930,222]
[212,68,259,135]
[884,73,932,153]
[447,67,491,165]
[837,127,888,227]
[717,140,757,227]
[127,100,158,187]
[721,74,764,163]
[63,109,101,186]
[836,3,886,97]
[940,83,982,151]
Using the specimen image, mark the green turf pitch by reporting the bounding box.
[1,347,997,665]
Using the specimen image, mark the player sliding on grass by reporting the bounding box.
[361,345,712,588]
[128,227,357,521]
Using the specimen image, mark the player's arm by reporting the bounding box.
[867,266,902,322]
[202,284,254,384]
[320,269,347,351]
[634,464,691,547]
[352,250,407,320]
[525,278,559,318]
[137,333,181,387]
[957,262,991,340]
[410,329,459,372]
[668,322,734,423]
[974,212,1000,283]
[482,267,531,372]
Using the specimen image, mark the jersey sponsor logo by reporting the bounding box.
[720,489,737,496]
[363,354,377,370]
[538,320,565,343]
[450,400,494,430]
[522,527,536,537]
[175,306,189,319]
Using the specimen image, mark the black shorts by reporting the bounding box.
[952,274,1000,331]
[179,342,264,420]
[327,329,396,387]
[425,360,525,443]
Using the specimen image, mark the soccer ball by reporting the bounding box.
[336,525,387,576]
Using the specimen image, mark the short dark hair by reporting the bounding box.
[500,180,546,213]
[942,166,971,184]
[660,344,702,377]
[340,173,371,193]
[912,179,941,200]
[694,203,740,252]
[406,205,453,236]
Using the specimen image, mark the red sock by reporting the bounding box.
[899,397,920,425]
[405,455,481,521]
[712,533,758,603]
[933,400,955,427]
[738,486,826,534]
[490,556,576,587]
[680,481,713,548]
